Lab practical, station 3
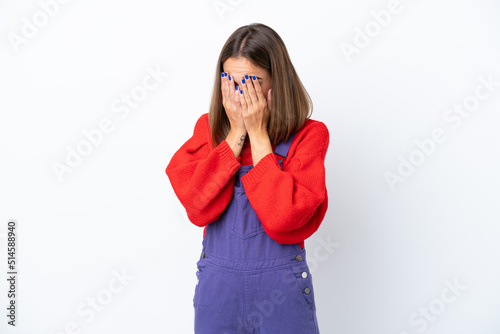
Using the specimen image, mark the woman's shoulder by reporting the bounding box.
[190,113,210,139]
[197,113,210,128]
[297,117,329,138]
[289,117,330,157]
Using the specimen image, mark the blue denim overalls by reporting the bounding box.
[193,132,320,334]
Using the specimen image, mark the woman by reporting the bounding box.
[166,23,329,334]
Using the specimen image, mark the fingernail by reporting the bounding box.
[245,75,249,79]
[228,75,231,81]
[242,78,245,84]
[252,76,256,80]
[240,90,243,94]
[235,85,238,90]
[221,73,224,77]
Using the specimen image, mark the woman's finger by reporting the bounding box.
[239,85,247,111]
[240,76,253,109]
[227,72,235,101]
[251,75,264,102]
[234,79,241,105]
[245,75,259,104]
[221,72,229,107]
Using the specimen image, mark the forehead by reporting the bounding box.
[223,57,268,77]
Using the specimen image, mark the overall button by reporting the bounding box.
[301,271,308,278]
[295,255,302,261]
[202,252,206,258]
[304,287,311,294]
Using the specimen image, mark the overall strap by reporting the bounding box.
[273,132,296,159]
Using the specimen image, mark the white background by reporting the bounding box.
[1,0,499,333]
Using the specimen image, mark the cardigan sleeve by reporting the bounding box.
[165,113,242,227]
[240,121,329,244]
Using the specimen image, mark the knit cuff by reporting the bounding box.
[218,139,241,174]
[240,152,281,186]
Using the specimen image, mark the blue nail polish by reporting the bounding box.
[221,73,224,77]
[245,75,249,79]
[235,85,238,90]
[240,90,243,94]
[242,79,245,84]
[252,76,256,80]
[228,75,231,81]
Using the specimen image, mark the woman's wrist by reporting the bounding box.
[225,127,247,159]
[248,130,273,166]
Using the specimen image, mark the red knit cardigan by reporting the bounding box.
[166,113,329,249]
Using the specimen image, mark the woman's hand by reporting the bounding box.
[221,72,246,134]
[238,75,272,137]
